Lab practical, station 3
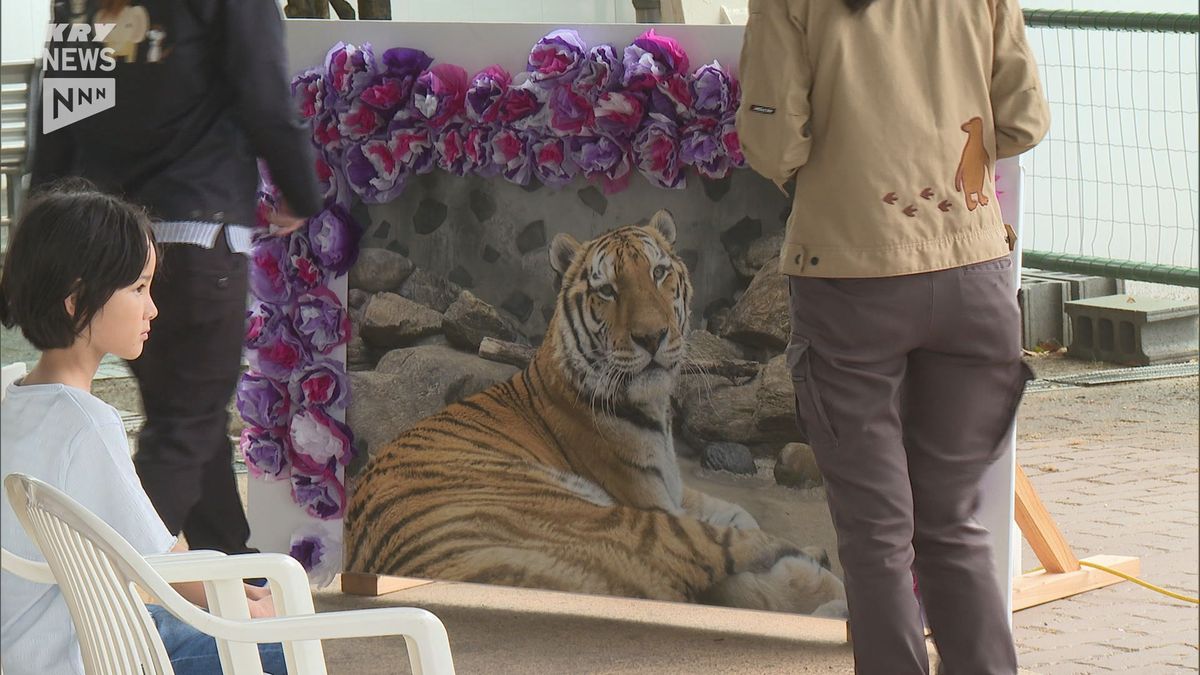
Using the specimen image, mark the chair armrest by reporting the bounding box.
[149,552,317,617]
[1,548,54,584]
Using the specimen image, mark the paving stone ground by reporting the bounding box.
[1012,354,1199,675]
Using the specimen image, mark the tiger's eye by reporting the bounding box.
[653,265,669,281]
[597,283,617,299]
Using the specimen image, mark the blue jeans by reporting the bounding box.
[148,604,288,674]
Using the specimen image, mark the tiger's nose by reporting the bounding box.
[632,329,668,355]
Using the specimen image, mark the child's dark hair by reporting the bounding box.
[0,179,157,350]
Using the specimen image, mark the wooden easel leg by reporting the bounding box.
[1012,464,1139,611]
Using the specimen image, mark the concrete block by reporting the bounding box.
[1064,294,1199,365]
[1019,276,1071,350]
[1023,269,1125,301]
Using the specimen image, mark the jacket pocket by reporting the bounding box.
[785,336,839,447]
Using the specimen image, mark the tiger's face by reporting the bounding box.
[549,210,692,404]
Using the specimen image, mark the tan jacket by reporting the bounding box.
[736,0,1050,278]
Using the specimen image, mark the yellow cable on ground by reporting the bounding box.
[1024,562,1200,604]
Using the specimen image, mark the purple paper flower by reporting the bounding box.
[680,117,730,179]
[343,136,407,204]
[574,44,622,99]
[237,373,291,430]
[530,134,577,188]
[239,426,291,481]
[295,287,351,355]
[721,114,745,168]
[249,235,293,305]
[650,73,694,122]
[496,76,548,129]
[287,230,328,293]
[388,119,436,175]
[569,134,634,194]
[290,360,350,410]
[324,42,377,109]
[464,124,498,177]
[692,60,736,118]
[291,67,325,121]
[381,47,433,80]
[548,86,595,136]
[360,48,431,115]
[290,471,345,520]
[527,29,586,86]
[288,521,342,587]
[633,113,685,189]
[622,29,689,91]
[314,152,350,207]
[306,205,361,275]
[465,65,511,124]
[413,63,469,128]
[435,122,472,176]
[290,406,354,467]
[245,300,288,351]
[249,319,310,383]
[491,127,533,185]
[593,92,644,138]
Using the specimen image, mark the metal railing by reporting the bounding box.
[1021,10,1200,288]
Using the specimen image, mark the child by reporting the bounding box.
[0,182,288,675]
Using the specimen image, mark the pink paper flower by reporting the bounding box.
[290,361,350,410]
[491,127,533,185]
[413,63,469,128]
[290,407,354,468]
[435,122,472,176]
[530,134,578,188]
[527,29,586,87]
[324,42,377,109]
[622,29,689,91]
[569,134,633,194]
[593,92,644,138]
[295,287,351,355]
[466,65,512,124]
[548,86,595,136]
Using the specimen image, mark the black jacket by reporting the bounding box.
[32,0,321,226]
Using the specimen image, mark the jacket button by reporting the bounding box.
[216,276,229,289]
[810,257,820,266]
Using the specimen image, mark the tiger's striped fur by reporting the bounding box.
[345,211,847,616]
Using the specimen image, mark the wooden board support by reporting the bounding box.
[341,572,434,597]
[1012,463,1139,611]
[1012,554,1141,611]
[1015,464,1080,574]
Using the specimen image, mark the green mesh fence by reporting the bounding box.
[1021,10,1199,288]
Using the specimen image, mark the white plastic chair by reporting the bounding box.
[3,472,456,675]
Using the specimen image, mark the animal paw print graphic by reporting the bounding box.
[882,186,949,218]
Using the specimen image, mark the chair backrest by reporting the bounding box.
[4,473,185,675]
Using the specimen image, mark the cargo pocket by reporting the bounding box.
[986,360,1036,461]
[785,336,839,448]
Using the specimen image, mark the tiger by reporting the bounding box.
[344,210,847,617]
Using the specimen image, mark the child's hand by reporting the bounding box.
[268,199,308,237]
[244,583,276,618]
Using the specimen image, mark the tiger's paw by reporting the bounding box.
[703,553,846,615]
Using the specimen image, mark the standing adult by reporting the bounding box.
[737,1,1049,673]
[33,0,321,555]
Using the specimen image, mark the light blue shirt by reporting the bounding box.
[1,382,176,675]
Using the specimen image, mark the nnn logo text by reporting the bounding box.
[42,23,117,132]
[44,79,115,133]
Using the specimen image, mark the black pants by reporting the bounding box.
[130,236,253,554]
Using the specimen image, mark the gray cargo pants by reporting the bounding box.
[787,256,1031,675]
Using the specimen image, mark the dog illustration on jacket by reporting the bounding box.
[955,117,991,211]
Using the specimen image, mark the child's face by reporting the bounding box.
[85,246,158,360]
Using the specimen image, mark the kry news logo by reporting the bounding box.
[42,23,118,133]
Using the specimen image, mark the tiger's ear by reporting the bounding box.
[550,233,582,276]
[645,209,677,245]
